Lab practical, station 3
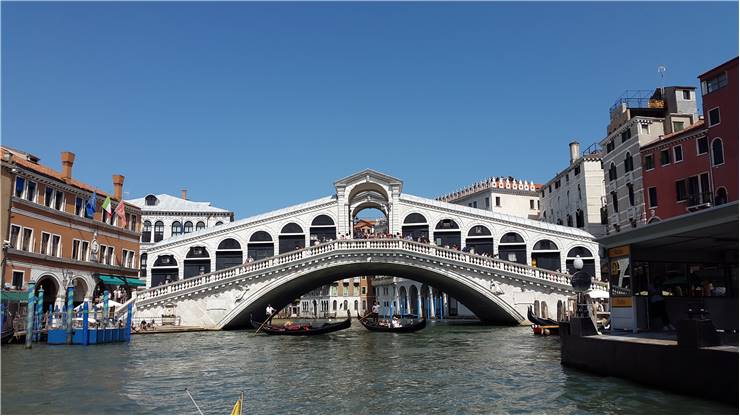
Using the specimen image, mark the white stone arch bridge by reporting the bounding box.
[135,170,604,328]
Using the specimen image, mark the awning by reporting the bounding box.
[1,290,29,303]
[96,275,146,287]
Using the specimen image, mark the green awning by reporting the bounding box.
[97,275,146,287]
[1,291,29,303]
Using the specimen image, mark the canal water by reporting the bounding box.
[1,323,736,414]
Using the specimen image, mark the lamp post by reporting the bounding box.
[570,255,593,319]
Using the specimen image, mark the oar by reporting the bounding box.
[254,310,278,334]
[185,388,204,415]
[357,311,373,322]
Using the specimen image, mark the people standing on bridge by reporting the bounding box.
[266,304,276,324]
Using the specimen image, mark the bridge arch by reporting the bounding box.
[310,214,336,244]
[184,246,211,278]
[278,222,305,254]
[219,257,525,329]
[248,231,274,261]
[347,181,390,206]
[402,212,429,240]
[465,224,494,255]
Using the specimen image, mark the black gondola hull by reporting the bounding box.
[357,314,427,333]
[252,317,351,336]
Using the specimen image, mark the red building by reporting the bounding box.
[640,57,738,222]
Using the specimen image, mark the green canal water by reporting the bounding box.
[1,323,736,414]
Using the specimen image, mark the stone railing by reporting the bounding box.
[136,239,606,304]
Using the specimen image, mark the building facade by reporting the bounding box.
[298,276,372,318]
[127,192,234,280]
[436,177,541,220]
[1,147,142,312]
[539,141,606,237]
[600,87,699,234]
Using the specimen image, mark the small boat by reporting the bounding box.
[1,327,13,344]
[251,314,351,336]
[528,306,560,336]
[357,313,427,333]
[527,306,558,326]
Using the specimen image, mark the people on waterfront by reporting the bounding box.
[648,279,674,331]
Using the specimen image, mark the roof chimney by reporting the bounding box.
[61,151,75,181]
[181,188,187,200]
[113,175,124,201]
[569,141,580,165]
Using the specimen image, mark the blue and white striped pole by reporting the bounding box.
[82,301,89,345]
[66,286,74,344]
[34,288,44,342]
[103,290,109,329]
[24,282,36,349]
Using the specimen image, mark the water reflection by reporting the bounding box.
[1,323,736,414]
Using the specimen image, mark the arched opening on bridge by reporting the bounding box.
[310,215,336,245]
[353,205,388,238]
[531,239,560,271]
[184,246,211,278]
[402,213,428,241]
[34,275,59,313]
[216,239,243,270]
[434,219,461,248]
[465,225,494,255]
[409,285,419,315]
[499,232,526,265]
[151,255,178,287]
[279,223,305,254]
[566,246,596,277]
[248,232,274,261]
[399,286,408,315]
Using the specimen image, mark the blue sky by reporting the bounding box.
[3,2,737,219]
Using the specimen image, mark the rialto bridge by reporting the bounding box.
[134,170,605,329]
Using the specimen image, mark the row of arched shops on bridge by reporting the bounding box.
[144,212,597,287]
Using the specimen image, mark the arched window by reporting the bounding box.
[216,239,242,270]
[499,232,526,265]
[145,195,158,206]
[532,239,560,271]
[151,255,178,287]
[567,215,573,227]
[435,219,459,230]
[310,215,336,244]
[140,253,147,277]
[215,221,224,226]
[354,300,358,311]
[712,138,724,166]
[715,187,728,205]
[184,246,210,278]
[609,163,617,181]
[332,300,337,311]
[402,213,428,241]
[575,209,585,228]
[171,221,182,236]
[142,220,152,243]
[434,219,461,248]
[183,221,193,234]
[248,231,274,261]
[196,221,205,231]
[627,183,635,206]
[566,246,596,277]
[624,152,633,172]
[154,221,164,242]
[279,223,305,253]
[403,213,427,224]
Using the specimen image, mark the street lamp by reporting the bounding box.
[570,255,592,318]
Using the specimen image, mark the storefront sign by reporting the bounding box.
[608,245,630,258]
[611,296,633,307]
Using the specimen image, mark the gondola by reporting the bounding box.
[251,313,351,336]
[527,306,560,336]
[357,313,427,333]
[527,306,558,326]
[1,327,14,344]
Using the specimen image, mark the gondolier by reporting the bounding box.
[265,304,276,324]
[371,302,379,321]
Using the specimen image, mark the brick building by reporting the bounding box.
[1,147,143,312]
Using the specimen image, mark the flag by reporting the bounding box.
[85,192,97,218]
[114,201,127,228]
[101,196,112,215]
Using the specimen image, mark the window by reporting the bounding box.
[575,209,584,228]
[641,124,649,134]
[567,215,573,227]
[624,152,633,172]
[215,221,223,226]
[672,121,685,132]
[697,137,708,155]
[123,250,135,268]
[574,165,581,176]
[555,179,561,189]
[565,173,569,182]
[12,271,24,289]
[608,163,617,181]
[55,190,64,211]
[611,191,618,212]
[72,240,81,260]
[708,108,720,127]
[172,221,182,236]
[682,89,691,100]
[145,195,158,206]
[711,138,724,166]
[106,246,114,265]
[184,221,193,234]
[621,129,630,143]
[75,197,84,216]
[495,197,501,207]
[9,225,21,248]
[130,215,137,231]
[142,221,152,243]
[485,197,490,208]
[472,201,477,208]
[648,187,658,208]
[673,145,683,163]
[196,221,206,231]
[21,228,33,252]
[660,149,671,166]
[577,184,582,200]
[606,140,615,153]
[81,241,89,261]
[25,181,36,202]
[644,154,654,170]
[51,235,61,257]
[361,286,366,295]
[627,183,635,206]
[701,72,728,95]
[154,221,164,242]
[676,180,687,201]
[45,187,54,207]
[40,232,50,255]
[14,177,25,198]
[529,200,535,210]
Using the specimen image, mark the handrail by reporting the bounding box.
[136,239,607,304]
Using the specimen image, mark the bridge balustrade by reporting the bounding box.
[136,239,605,304]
